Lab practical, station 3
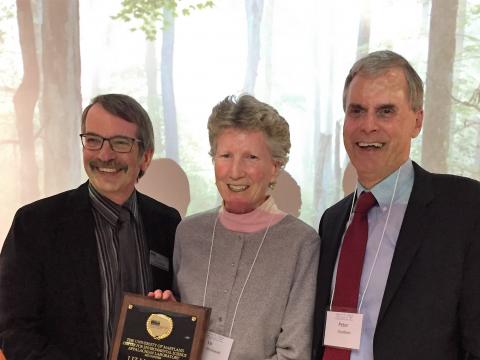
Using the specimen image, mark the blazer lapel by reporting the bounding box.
[323,198,353,268]
[57,183,103,350]
[137,193,176,292]
[138,196,157,253]
[313,195,353,357]
[377,163,434,322]
[137,192,174,263]
[318,195,353,308]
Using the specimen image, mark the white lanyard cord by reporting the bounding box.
[358,168,400,310]
[202,215,218,308]
[203,212,273,338]
[329,167,401,312]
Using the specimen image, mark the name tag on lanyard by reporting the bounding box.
[323,310,363,350]
[202,331,234,360]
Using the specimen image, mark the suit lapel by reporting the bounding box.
[138,193,177,292]
[313,195,353,356]
[318,195,353,309]
[138,195,156,253]
[324,198,353,268]
[137,193,172,281]
[377,163,434,322]
[57,183,103,350]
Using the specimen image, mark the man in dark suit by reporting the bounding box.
[0,94,181,359]
[312,50,480,360]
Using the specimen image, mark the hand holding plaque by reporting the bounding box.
[110,293,211,360]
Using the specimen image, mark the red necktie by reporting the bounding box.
[323,191,377,360]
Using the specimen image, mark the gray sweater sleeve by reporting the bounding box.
[270,226,320,360]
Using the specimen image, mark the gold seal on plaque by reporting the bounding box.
[146,314,173,340]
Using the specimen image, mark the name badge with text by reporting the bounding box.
[201,331,234,360]
[323,311,363,350]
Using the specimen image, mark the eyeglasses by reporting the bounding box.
[79,134,143,153]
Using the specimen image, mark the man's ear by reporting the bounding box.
[140,148,154,172]
[411,109,424,138]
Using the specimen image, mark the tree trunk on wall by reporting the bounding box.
[146,39,164,156]
[311,3,322,223]
[41,0,82,196]
[243,0,264,94]
[422,0,458,173]
[161,8,178,162]
[356,0,371,59]
[334,120,342,192]
[315,133,332,219]
[262,0,274,102]
[311,1,336,222]
[14,0,40,203]
[420,0,430,35]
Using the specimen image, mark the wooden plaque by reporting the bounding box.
[110,293,211,360]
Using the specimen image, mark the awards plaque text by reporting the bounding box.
[110,293,211,360]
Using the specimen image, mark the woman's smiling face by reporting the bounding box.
[213,128,279,214]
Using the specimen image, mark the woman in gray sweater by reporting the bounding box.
[155,95,319,359]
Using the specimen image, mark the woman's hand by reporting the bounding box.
[147,289,177,302]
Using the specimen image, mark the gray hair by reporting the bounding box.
[81,93,154,179]
[343,50,424,111]
[207,95,291,167]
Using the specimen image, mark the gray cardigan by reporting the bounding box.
[173,209,320,360]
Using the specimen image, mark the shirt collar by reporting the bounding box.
[88,182,138,226]
[357,159,414,208]
[218,196,286,233]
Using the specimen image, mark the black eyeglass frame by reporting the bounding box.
[79,133,143,153]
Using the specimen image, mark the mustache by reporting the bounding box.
[89,160,128,172]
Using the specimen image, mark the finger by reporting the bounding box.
[162,290,177,302]
[153,289,163,300]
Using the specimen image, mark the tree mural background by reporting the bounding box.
[1,0,479,248]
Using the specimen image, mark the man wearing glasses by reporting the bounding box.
[0,94,181,360]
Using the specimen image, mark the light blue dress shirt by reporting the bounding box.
[346,160,414,360]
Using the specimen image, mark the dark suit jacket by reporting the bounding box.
[0,182,181,360]
[312,162,480,360]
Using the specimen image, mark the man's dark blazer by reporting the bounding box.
[312,162,480,360]
[0,182,181,360]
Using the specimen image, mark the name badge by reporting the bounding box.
[202,331,234,360]
[323,310,363,350]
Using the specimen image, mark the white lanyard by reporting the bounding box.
[329,167,401,312]
[203,212,273,337]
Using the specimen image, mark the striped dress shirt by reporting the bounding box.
[88,184,152,359]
